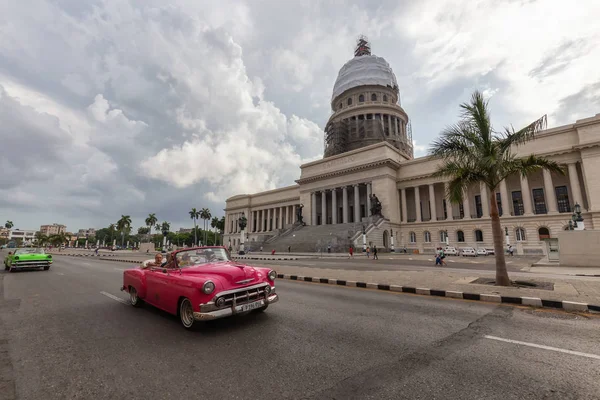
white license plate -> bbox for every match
[236,300,264,312]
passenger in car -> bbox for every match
[142,253,164,269]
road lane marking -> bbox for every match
[100,291,129,305]
[484,335,600,360]
[57,273,65,276]
[114,268,126,271]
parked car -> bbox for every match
[461,247,477,257]
[476,247,489,256]
[4,248,53,272]
[444,246,459,256]
[121,246,279,330]
[486,248,495,255]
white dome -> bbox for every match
[331,55,398,102]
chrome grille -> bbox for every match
[219,285,269,307]
[13,260,51,268]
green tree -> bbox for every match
[49,233,67,246]
[189,207,200,246]
[5,221,14,229]
[117,215,132,247]
[430,91,565,286]
[138,227,150,235]
[211,217,219,245]
[145,213,157,239]
[200,208,211,245]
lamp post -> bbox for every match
[390,229,395,252]
[238,213,247,255]
[573,203,584,230]
[362,225,367,252]
[504,227,510,246]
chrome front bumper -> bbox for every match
[193,293,279,321]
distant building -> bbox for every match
[177,228,194,234]
[40,224,66,236]
[0,228,9,239]
[9,229,36,244]
[77,228,96,237]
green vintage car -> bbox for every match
[4,248,53,272]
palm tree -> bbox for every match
[49,233,67,246]
[160,221,170,247]
[108,224,116,244]
[145,213,157,240]
[189,208,200,246]
[430,91,564,286]
[5,221,13,229]
[211,217,219,245]
[117,215,132,247]
[34,231,48,246]
[200,208,211,246]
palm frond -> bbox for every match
[459,91,492,145]
[433,160,487,203]
[429,122,480,160]
[499,114,547,153]
[501,155,566,180]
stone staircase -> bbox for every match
[262,223,361,253]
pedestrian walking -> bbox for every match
[366,246,371,258]
[288,245,291,253]
[372,245,378,260]
[327,244,331,253]
[349,246,354,258]
[508,245,514,256]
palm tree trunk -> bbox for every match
[193,219,197,247]
[489,188,510,286]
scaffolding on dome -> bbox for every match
[354,35,371,57]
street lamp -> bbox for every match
[567,203,584,230]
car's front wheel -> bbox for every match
[43,266,50,271]
[179,298,198,330]
[129,286,143,308]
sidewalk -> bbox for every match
[270,264,600,310]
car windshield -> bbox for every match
[14,248,44,255]
[175,248,231,268]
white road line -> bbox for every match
[114,268,126,271]
[484,335,600,360]
[100,291,129,305]
[57,272,65,276]
[448,260,456,263]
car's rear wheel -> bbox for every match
[179,298,197,330]
[129,286,143,307]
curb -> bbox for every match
[54,254,140,264]
[276,273,600,314]
[233,257,299,261]
[575,274,600,277]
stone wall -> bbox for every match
[557,230,600,267]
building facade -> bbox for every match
[77,228,96,237]
[224,39,600,255]
[40,224,66,236]
[8,229,36,244]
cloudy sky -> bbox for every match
[1,0,599,233]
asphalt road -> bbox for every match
[1,254,599,399]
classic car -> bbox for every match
[461,247,477,257]
[443,246,459,256]
[4,248,53,271]
[121,246,279,330]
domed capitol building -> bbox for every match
[224,38,600,255]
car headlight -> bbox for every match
[14,256,19,260]
[47,255,52,259]
[268,270,277,281]
[202,280,215,295]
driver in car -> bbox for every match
[142,253,164,269]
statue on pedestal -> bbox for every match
[370,194,382,216]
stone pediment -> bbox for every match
[297,142,407,184]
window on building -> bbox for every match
[475,195,482,218]
[440,230,448,243]
[367,114,373,119]
[515,227,526,241]
[443,199,447,219]
[475,229,484,242]
[459,203,464,219]
[532,188,547,214]
[359,94,365,102]
[371,93,377,101]
[512,191,524,216]
[383,95,388,102]
[424,231,431,242]
[538,227,550,240]
[496,192,503,216]
[409,231,416,243]
[555,186,570,213]
[347,97,352,106]
[338,102,342,110]
[457,230,465,242]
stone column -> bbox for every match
[520,175,534,215]
[366,183,372,216]
[267,208,271,231]
[279,207,284,228]
[568,163,583,209]
[321,191,327,225]
[463,188,472,220]
[500,179,510,216]
[543,169,558,213]
[284,206,289,226]
[394,117,399,136]
[354,184,360,223]
[332,189,338,224]
[259,210,264,232]
[234,213,238,233]
[414,186,421,223]
[311,192,317,225]
[429,184,437,221]
[292,205,297,224]
[480,182,490,218]
[401,188,407,223]
[444,182,452,220]
[342,186,349,223]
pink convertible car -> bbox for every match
[121,246,279,329]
